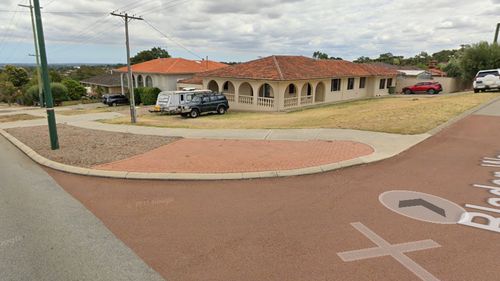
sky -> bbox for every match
[0,0,499,64]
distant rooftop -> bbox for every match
[80,73,121,87]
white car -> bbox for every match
[473,69,500,93]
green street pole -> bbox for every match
[33,0,59,150]
[495,23,500,44]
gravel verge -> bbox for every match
[6,124,179,167]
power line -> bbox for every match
[0,9,107,15]
[44,0,57,7]
[143,19,203,60]
[0,1,27,54]
[138,0,192,17]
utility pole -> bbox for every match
[494,23,500,44]
[33,0,59,150]
[110,12,143,123]
[19,0,43,107]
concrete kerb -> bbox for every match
[0,128,384,181]
[2,96,496,181]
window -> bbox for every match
[210,96,218,101]
[379,79,386,89]
[145,76,153,87]
[202,96,210,103]
[387,78,393,88]
[359,77,366,89]
[331,79,341,91]
[347,78,355,90]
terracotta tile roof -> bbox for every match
[80,73,121,87]
[115,58,228,75]
[178,77,203,85]
[199,56,398,81]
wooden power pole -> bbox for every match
[110,12,143,124]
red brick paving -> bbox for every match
[93,139,374,173]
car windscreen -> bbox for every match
[477,71,499,77]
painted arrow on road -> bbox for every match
[399,199,447,217]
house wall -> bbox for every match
[396,76,466,94]
[203,75,396,112]
[177,83,203,90]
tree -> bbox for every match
[131,47,171,64]
[50,83,70,104]
[24,85,40,106]
[0,80,18,106]
[313,51,330,60]
[62,79,86,100]
[354,56,372,63]
[49,70,62,82]
[458,42,500,80]
[3,65,29,88]
[69,66,107,81]
[443,59,462,78]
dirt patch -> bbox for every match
[6,124,179,167]
[0,114,42,123]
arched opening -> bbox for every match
[238,82,254,104]
[137,75,144,88]
[132,75,136,88]
[258,83,274,98]
[285,83,297,98]
[208,80,219,92]
[145,75,153,87]
[222,81,235,94]
[238,82,253,96]
[315,82,325,102]
[301,83,313,96]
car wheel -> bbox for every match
[474,89,479,93]
[427,89,436,95]
[217,105,226,115]
[181,113,189,118]
[404,89,412,95]
[112,102,117,107]
[189,109,199,118]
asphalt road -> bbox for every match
[0,137,165,281]
[44,111,500,281]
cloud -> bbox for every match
[0,0,498,63]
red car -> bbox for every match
[402,82,442,95]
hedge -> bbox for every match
[137,87,161,105]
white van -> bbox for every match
[152,90,213,114]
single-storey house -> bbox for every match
[177,77,204,90]
[80,73,122,97]
[113,58,227,93]
[198,55,398,112]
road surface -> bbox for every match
[43,107,500,280]
[0,137,164,281]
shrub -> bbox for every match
[23,85,41,105]
[131,87,143,105]
[138,87,161,105]
[50,83,70,104]
[62,79,87,100]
